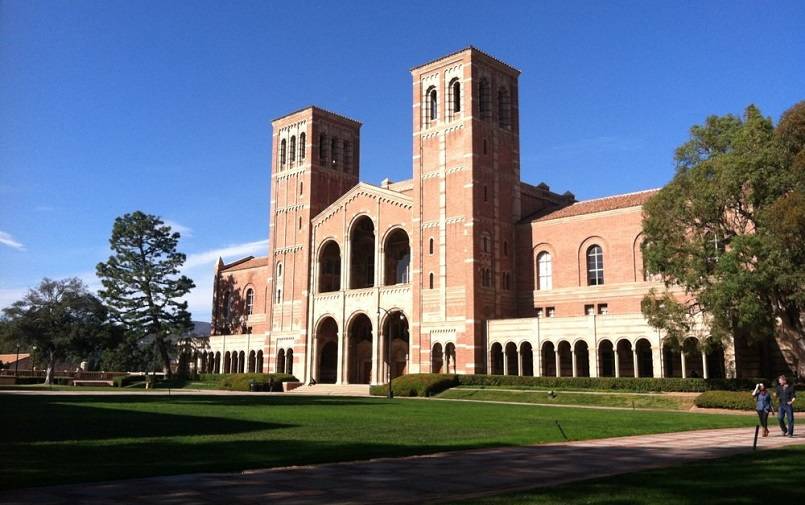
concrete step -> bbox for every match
[289,384,371,397]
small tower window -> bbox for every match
[299,181,303,195]
[426,86,438,124]
[289,135,296,163]
[503,241,508,257]
[429,272,434,289]
[330,137,339,168]
[280,139,287,166]
[483,185,488,202]
[275,262,284,304]
[245,288,254,315]
[319,134,327,161]
[483,138,488,154]
[449,78,461,119]
[479,78,491,120]
[299,132,306,160]
[343,140,352,173]
[429,237,434,255]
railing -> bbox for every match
[0,370,130,380]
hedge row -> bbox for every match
[199,373,298,391]
[454,374,767,392]
[694,390,800,412]
[112,375,145,387]
[370,374,459,397]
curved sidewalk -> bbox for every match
[2,428,802,505]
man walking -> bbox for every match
[776,375,796,437]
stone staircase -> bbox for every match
[288,383,371,397]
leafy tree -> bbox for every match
[96,212,195,376]
[641,102,805,375]
[1,278,109,383]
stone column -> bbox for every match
[370,328,380,385]
[588,347,597,378]
[614,349,621,378]
[681,352,687,379]
[555,350,561,377]
[571,350,577,377]
[702,350,709,379]
[503,349,509,376]
[335,331,344,385]
[517,349,524,377]
[633,350,639,378]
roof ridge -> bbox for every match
[571,188,661,205]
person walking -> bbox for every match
[752,382,773,437]
[776,375,796,437]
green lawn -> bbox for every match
[0,394,752,490]
[440,387,697,410]
[448,445,805,504]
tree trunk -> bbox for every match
[155,336,172,378]
[777,309,805,379]
[44,351,56,385]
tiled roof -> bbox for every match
[221,256,268,272]
[0,353,30,364]
[532,189,660,222]
[410,46,521,74]
[271,105,362,126]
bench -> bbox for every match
[72,380,114,387]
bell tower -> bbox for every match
[266,107,361,372]
[410,48,521,374]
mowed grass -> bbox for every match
[440,387,697,410]
[449,445,805,504]
[0,394,751,490]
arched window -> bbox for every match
[289,135,296,162]
[299,181,303,195]
[245,288,254,315]
[483,185,488,202]
[222,292,231,319]
[299,132,306,160]
[429,272,434,289]
[498,87,511,129]
[429,237,434,255]
[479,78,491,119]
[280,139,287,166]
[537,252,552,290]
[449,78,461,119]
[586,245,604,286]
[426,86,438,123]
[503,241,508,257]
[481,234,490,253]
[319,134,327,161]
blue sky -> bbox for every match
[2,0,803,321]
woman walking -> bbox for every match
[752,382,773,437]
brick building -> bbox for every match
[198,47,795,385]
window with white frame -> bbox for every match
[586,245,604,286]
[537,251,552,290]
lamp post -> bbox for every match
[377,307,406,399]
[14,343,20,377]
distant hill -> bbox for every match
[189,321,211,337]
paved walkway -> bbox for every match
[3,428,802,505]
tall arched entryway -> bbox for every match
[316,317,339,383]
[617,340,635,377]
[505,342,518,375]
[286,349,294,375]
[383,229,410,285]
[683,337,703,378]
[382,310,409,381]
[248,350,256,373]
[520,342,534,376]
[598,340,615,377]
[214,351,221,373]
[276,349,286,375]
[318,241,341,293]
[238,351,245,373]
[635,338,654,377]
[490,343,504,375]
[432,343,444,373]
[557,341,573,377]
[705,340,725,379]
[224,351,232,374]
[574,341,590,377]
[445,343,457,373]
[541,342,557,377]
[256,350,263,373]
[347,313,373,384]
[663,340,683,378]
[350,217,375,289]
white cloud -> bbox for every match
[0,288,28,309]
[0,231,25,251]
[183,239,268,270]
[163,219,193,238]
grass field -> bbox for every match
[0,394,752,490]
[449,445,805,504]
[440,387,697,410]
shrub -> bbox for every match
[112,374,145,388]
[205,373,298,391]
[371,374,459,397]
[455,375,764,393]
[695,390,800,411]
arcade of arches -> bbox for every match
[489,337,725,379]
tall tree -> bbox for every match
[641,102,805,375]
[96,212,195,376]
[1,278,109,383]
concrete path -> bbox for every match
[2,428,802,505]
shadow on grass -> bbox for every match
[0,395,294,444]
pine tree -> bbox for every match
[96,211,195,376]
